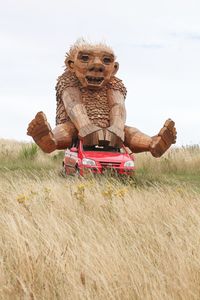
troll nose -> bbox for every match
[89,64,105,72]
[89,58,105,72]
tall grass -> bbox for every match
[19,143,38,160]
[136,145,200,174]
[0,139,200,299]
[0,139,64,172]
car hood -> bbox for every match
[82,151,131,162]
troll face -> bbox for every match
[66,43,119,89]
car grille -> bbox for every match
[99,161,121,169]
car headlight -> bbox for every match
[82,158,96,166]
[124,160,134,167]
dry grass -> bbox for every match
[1,139,200,300]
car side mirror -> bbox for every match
[70,147,78,153]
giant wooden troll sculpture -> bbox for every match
[27,40,176,157]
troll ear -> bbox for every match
[112,62,119,75]
[67,60,75,71]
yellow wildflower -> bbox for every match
[17,194,28,204]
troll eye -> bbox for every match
[103,57,112,64]
[80,55,89,62]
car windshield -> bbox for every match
[83,145,125,153]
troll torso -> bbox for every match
[55,71,127,128]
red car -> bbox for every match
[63,140,135,176]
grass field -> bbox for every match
[1,139,200,299]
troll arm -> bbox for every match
[106,89,126,146]
[62,87,104,144]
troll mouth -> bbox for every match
[86,76,104,85]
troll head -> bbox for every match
[65,40,119,89]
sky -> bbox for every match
[0,0,200,146]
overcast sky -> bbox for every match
[1,0,200,146]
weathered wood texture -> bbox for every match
[55,71,127,146]
[27,112,57,153]
[124,119,177,157]
[124,126,152,153]
[52,122,77,150]
[150,119,177,157]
